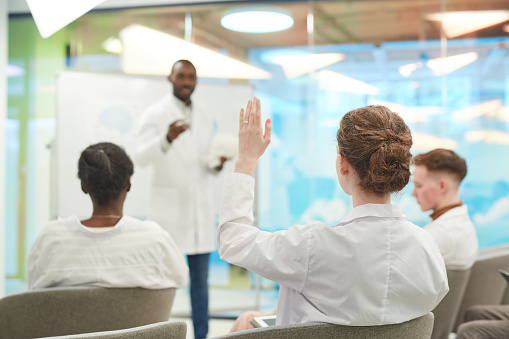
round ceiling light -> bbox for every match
[221,8,294,33]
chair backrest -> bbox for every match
[38,321,187,339]
[453,254,509,332]
[430,269,471,339]
[0,287,176,339]
[211,313,434,339]
[502,284,509,305]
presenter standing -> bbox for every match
[135,60,224,339]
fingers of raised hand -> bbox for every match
[239,108,245,129]
[244,100,252,124]
[253,97,261,127]
[264,118,272,145]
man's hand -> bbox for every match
[214,156,228,171]
[167,120,190,143]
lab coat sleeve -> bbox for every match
[134,108,171,167]
[26,228,49,290]
[157,226,190,288]
[26,240,40,290]
[217,173,312,293]
[424,222,453,265]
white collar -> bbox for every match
[62,215,125,237]
[171,94,192,111]
[336,204,406,227]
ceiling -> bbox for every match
[27,0,508,79]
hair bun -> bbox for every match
[337,105,413,195]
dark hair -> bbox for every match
[336,105,413,195]
[78,142,134,205]
[413,149,467,183]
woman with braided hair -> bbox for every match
[217,99,449,327]
[27,142,188,290]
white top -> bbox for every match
[27,215,189,290]
[217,173,449,326]
[135,94,216,254]
[424,205,478,270]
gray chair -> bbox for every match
[211,313,434,339]
[453,254,509,332]
[501,283,509,305]
[0,286,176,339]
[430,269,471,339]
[39,321,186,339]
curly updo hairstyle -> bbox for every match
[78,142,134,205]
[336,105,413,195]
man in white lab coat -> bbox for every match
[412,149,478,271]
[135,60,225,339]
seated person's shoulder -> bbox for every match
[122,216,165,232]
[37,217,74,237]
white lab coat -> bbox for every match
[217,173,449,326]
[136,94,216,255]
[424,205,478,270]
[27,215,189,290]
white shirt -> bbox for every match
[27,215,189,290]
[424,205,478,270]
[217,174,449,326]
[135,94,216,254]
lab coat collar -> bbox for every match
[337,204,406,227]
[64,215,125,237]
[171,94,193,111]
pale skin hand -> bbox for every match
[167,120,190,143]
[234,97,272,176]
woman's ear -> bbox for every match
[126,178,132,192]
[339,154,350,175]
[81,182,88,194]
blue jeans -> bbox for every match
[187,253,209,339]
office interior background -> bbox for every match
[3,0,509,316]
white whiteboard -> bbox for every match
[56,72,253,219]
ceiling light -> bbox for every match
[426,52,478,76]
[466,130,509,145]
[368,100,444,123]
[398,62,423,77]
[102,37,122,54]
[221,7,294,33]
[453,100,504,122]
[425,10,509,38]
[271,53,345,79]
[26,0,106,38]
[412,132,458,151]
[120,24,272,79]
[317,70,379,95]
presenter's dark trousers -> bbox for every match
[187,253,210,339]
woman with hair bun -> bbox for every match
[217,99,448,326]
[27,142,188,290]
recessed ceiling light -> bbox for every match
[221,7,294,33]
[120,24,272,79]
[425,10,509,38]
[317,70,379,95]
[271,53,345,79]
[26,0,106,38]
[426,52,478,76]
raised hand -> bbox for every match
[234,97,271,176]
